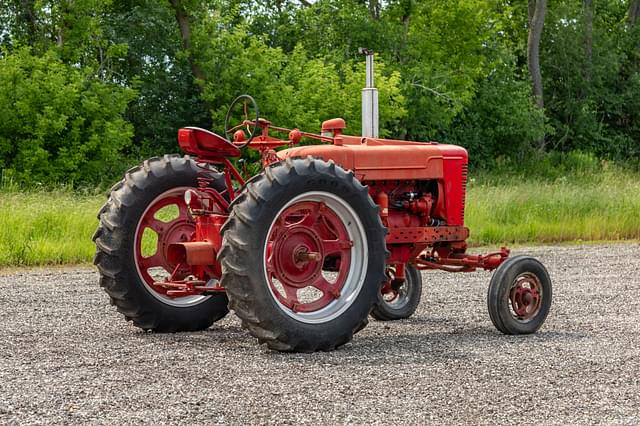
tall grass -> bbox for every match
[0,189,103,267]
[465,152,640,244]
[1,154,639,268]
[466,170,640,244]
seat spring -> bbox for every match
[196,163,214,189]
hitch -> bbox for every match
[154,263,225,298]
[155,212,228,298]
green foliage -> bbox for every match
[105,0,212,156]
[541,1,640,159]
[194,19,406,137]
[448,56,549,167]
[485,151,603,183]
[1,0,639,185]
[0,47,135,184]
[397,0,496,140]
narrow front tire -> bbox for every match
[371,265,422,321]
[487,256,552,334]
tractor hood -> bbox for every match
[277,136,467,182]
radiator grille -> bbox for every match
[460,163,468,224]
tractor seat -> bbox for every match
[178,127,241,159]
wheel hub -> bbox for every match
[381,280,399,302]
[272,226,323,287]
[158,219,194,271]
[509,273,542,320]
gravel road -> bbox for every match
[1,243,640,425]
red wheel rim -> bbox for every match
[509,273,543,321]
[134,187,206,306]
[263,192,368,323]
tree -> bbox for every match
[527,0,547,109]
[630,0,640,25]
[527,0,547,149]
[584,0,593,82]
[168,0,206,83]
[2,0,640,185]
[101,0,212,155]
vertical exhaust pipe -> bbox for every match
[359,48,379,138]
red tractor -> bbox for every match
[94,91,552,353]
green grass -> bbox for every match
[466,167,640,244]
[1,164,640,268]
[0,190,104,267]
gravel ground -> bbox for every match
[1,243,640,425]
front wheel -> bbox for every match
[371,265,422,321]
[487,256,552,334]
[219,157,387,352]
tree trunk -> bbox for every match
[168,0,207,83]
[528,0,535,27]
[17,0,38,46]
[527,0,547,149]
[630,0,640,25]
[584,0,593,83]
[398,0,412,64]
[528,0,547,109]
[369,0,379,19]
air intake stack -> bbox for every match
[359,48,379,138]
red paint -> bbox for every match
[321,118,346,136]
[167,241,216,266]
[414,247,510,272]
[376,191,388,225]
[265,201,352,313]
[134,190,197,296]
[164,105,510,303]
[278,139,468,226]
[178,127,241,159]
[510,275,542,319]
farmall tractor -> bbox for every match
[93,53,552,352]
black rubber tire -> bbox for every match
[371,265,422,321]
[93,154,229,332]
[219,157,387,352]
[487,255,552,334]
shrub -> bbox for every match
[0,47,135,186]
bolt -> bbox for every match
[340,240,354,249]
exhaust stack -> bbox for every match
[359,48,379,138]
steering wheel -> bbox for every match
[224,94,259,149]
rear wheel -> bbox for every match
[487,256,552,334]
[93,155,229,332]
[219,157,387,352]
[371,265,422,321]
